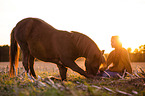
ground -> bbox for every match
[0,60,145,96]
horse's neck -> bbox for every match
[71,32,95,58]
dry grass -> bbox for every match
[0,60,145,96]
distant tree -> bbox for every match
[139,45,145,53]
[133,48,139,53]
[128,44,145,62]
[127,47,132,53]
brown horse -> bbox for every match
[10,18,106,81]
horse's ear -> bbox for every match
[101,50,105,54]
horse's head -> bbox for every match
[85,50,106,76]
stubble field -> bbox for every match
[0,59,145,96]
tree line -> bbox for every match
[0,45,9,62]
[0,45,145,62]
[0,45,22,62]
[127,45,145,62]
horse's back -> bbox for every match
[13,18,75,61]
[14,18,61,45]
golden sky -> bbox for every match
[0,0,145,53]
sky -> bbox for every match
[0,0,145,53]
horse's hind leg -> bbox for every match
[57,64,67,81]
[29,55,37,79]
[22,49,35,80]
[19,43,31,77]
[22,50,29,73]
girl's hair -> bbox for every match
[111,36,122,48]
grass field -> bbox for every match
[0,60,145,96]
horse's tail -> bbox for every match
[9,28,19,77]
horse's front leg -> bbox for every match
[61,59,94,79]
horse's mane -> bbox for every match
[71,31,101,58]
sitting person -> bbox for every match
[99,36,132,77]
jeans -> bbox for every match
[101,69,123,78]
